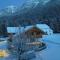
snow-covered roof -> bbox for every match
[7,27,19,33]
[36,24,49,29]
[36,24,51,33]
[24,24,52,33]
[7,24,53,34]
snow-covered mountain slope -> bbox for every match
[6,6,17,13]
[0,0,60,17]
[12,0,51,16]
[20,0,60,18]
[0,0,60,18]
[22,0,50,8]
[0,5,18,16]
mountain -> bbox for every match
[20,0,60,18]
[13,0,50,16]
[11,0,60,32]
[0,0,60,32]
[0,0,60,17]
[0,5,18,17]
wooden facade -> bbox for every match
[25,27,46,38]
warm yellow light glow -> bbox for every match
[0,50,9,57]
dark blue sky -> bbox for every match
[0,0,26,9]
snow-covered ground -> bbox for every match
[32,34,60,60]
[0,38,17,60]
[42,34,60,44]
[0,41,7,49]
[0,34,60,60]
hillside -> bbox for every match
[0,0,60,32]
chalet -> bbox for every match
[24,24,53,38]
[24,26,46,38]
[7,24,53,37]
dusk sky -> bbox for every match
[0,0,26,9]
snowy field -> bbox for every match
[42,34,60,44]
[0,34,60,60]
[32,34,60,60]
